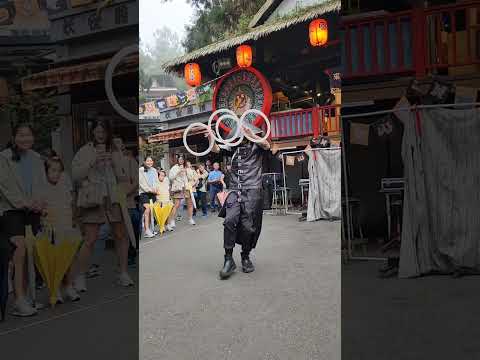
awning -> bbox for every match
[22,54,138,91]
[148,127,207,143]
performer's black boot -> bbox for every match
[219,250,236,280]
[241,251,255,273]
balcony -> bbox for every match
[268,105,341,140]
[341,1,480,79]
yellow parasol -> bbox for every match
[149,200,173,234]
[34,225,81,307]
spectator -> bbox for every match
[43,155,80,303]
[139,156,160,238]
[222,164,233,190]
[205,159,213,172]
[168,155,196,227]
[207,162,223,212]
[0,123,48,316]
[157,169,174,232]
[71,120,134,292]
[195,164,209,217]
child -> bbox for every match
[43,155,81,303]
[157,170,174,231]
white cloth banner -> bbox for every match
[307,148,341,221]
[398,107,480,277]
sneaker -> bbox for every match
[63,286,80,302]
[86,265,101,278]
[26,298,46,310]
[56,290,64,304]
[73,274,87,293]
[165,224,174,232]
[189,218,196,226]
[170,220,176,228]
[12,297,37,317]
[176,215,182,221]
[144,229,155,238]
[202,213,208,218]
[117,272,134,287]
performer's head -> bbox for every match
[213,162,220,170]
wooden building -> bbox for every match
[147,0,341,174]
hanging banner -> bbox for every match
[350,122,370,146]
[286,155,295,166]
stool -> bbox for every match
[342,197,367,256]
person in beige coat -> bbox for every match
[0,123,48,316]
[70,120,133,292]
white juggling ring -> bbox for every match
[183,122,215,157]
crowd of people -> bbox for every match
[0,120,136,318]
[139,154,233,238]
[0,120,235,319]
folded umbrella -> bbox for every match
[152,202,173,234]
[116,185,137,249]
[34,225,81,307]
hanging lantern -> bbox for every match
[184,63,201,87]
[309,19,328,47]
[236,45,253,68]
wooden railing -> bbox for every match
[268,105,341,140]
[342,1,480,79]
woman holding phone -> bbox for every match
[71,120,134,292]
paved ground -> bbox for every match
[342,260,480,360]
[0,249,138,360]
[140,214,341,360]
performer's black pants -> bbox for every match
[223,189,264,253]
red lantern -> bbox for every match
[184,63,201,87]
[236,45,253,68]
[309,19,328,47]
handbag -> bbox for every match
[76,181,105,209]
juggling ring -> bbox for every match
[215,113,244,147]
[207,109,242,144]
[240,109,271,143]
[183,108,272,156]
[183,122,215,157]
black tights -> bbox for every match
[225,247,251,259]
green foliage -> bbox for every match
[181,0,265,52]
[140,142,167,165]
[0,90,58,152]
[140,28,185,96]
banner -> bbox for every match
[350,122,370,146]
[140,82,214,116]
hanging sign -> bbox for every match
[350,122,370,146]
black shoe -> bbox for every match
[219,255,236,279]
[241,256,255,273]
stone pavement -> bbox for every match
[0,247,138,360]
[140,213,341,360]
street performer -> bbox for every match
[209,123,274,280]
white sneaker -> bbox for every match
[73,274,87,293]
[117,272,134,287]
[189,218,196,225]
[144,229,155,238]
[12,297,37,317]
[63,286,80,302]
[170,220,176,228]
[165,224,174,232]
[56,290,64,304]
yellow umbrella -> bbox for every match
[34,226,81,307]
[150,201,173,234]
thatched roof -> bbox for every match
[163,0,340,73]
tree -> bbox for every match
[139,28,186,96]
[181,0,265,52]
